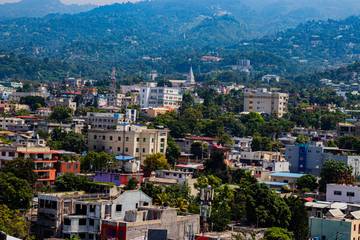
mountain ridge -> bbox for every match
[0,0,94,19]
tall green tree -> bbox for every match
[263,227,293,240]
[143,153,169,173]
[296,174,318,192]
[0,172,33,210]
[20,96,45,111]
[0,204,31,239]
[81,151,115,172]
[50,129,86,153]
[50,106,72,123]
[285,197,309,240]
[319,160,353,192]
[166,137,180,165]
[55,173,99,192]
[2,158,36,185]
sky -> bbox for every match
[0,0,137,5]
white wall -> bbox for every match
[326,184,360,203]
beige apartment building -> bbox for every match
[87,124,168,163]
[243,88,289,117]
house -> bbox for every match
[100,206,200,240]
[326,184,360,204]
[36,189,151,240]
[309,215,360,240]
[63,190,152,240]
[147,169,193,186]
[269,172,305,185]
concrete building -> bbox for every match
[36,189,151,240]
[326,184,360,204]
[232,137,253,151]
[93,155,143,186]
[63,190,152,240]
[286,142,360,176]
[101,206,200,240]
[243,88,289,117]
[309,215,360,240]
[86,110,137,130]
[87,124,168,163]
[142,107,175,118]
[8,91,47,102]
[0,117,28,131]
[337,122,360,137]
[148,169,193,185]
[35,107,52,117]
[47,97,77,112]
[269,172,305,185]
[140,83,183,109]
[0,143,77,185]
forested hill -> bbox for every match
[0,0,94,19]
[235,16,360,66]
[2,0,360,79]
[0,0,248,61]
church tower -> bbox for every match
[187,66,195,85]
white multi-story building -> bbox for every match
[0,117,28,131]
[140,83,183,109]
[243,88,289,117]
[37,189,151,240]
[86,109,137,130]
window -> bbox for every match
[126,137,129,142]
[102,136,105,140]
[160,138,165,142]
[117,147,121,152]
[118,136,121,141]
[125,147,128,152]
[143,138,146,142]
[39,199,45,208]
[334,191,342,196]
[79,218,86,225]
[110,136,113,141]
[89,205,96,213]
[79,233,85,239]
[89,219,94,226]
[64,218,71,225]
[136,203,138,208]
[116,204,122,212]
[347,192,355,197]
[136,138,139,142]
[143,148,145,153]
[94,135,97,140]
[136,148,139,153]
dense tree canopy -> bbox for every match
[50,106,73,123]
[0,172,33,210]
[143,153,169,174]
[319,160,354,192]
[0,204,31,239]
